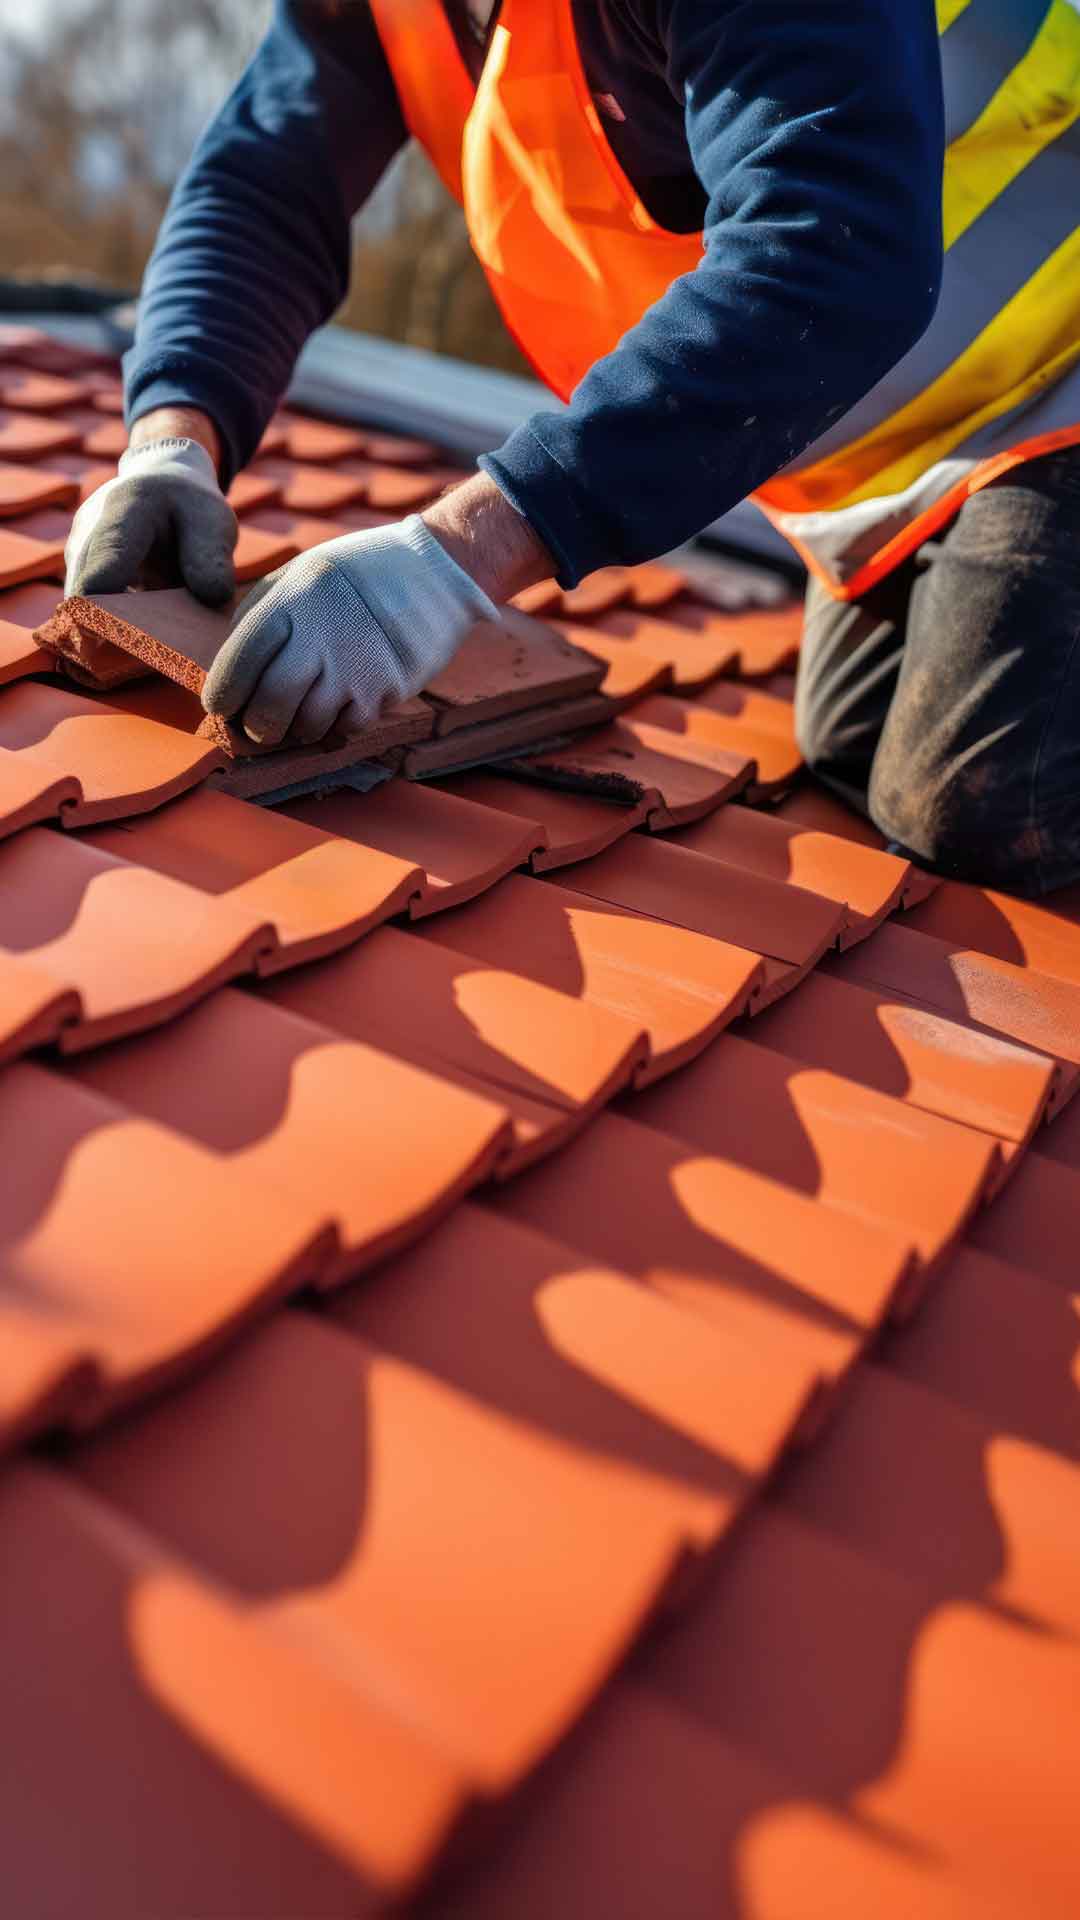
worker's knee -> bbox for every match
[867,736,1051,893]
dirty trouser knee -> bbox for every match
[795,447,1080,895]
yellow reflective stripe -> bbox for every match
[942,0,1080,247]
[937,0,974,31]
[841,227,1080,503]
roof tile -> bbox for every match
[0,679,220,824]
[629,689,803,798]
[440,765,646,866]
[0,460,78,517]
[509,718,752,826]
[671,800,909,941]
[422,609,604,734]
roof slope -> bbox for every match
[0,324,1078,1918]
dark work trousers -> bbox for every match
[794,446,1080,896]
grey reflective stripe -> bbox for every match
[940,0,1053,147]
[783,127,1080,475]
[771,358,1080,585]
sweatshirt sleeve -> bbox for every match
[123,0,407,484]
[481,0,945,585]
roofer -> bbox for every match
[65,1,1080,895]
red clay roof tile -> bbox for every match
[401,689,616,777]
[277,415,367,463]
[0,1459,469,1912]
[71,1310,698,1792]
[0,408,81,461]
[440,765,647,866]
[509,717,752,826]
[76,415,130,461]
[0,368,89,412]
[0,459,78,518]
[422,609,604,734]
[0,523,66,589]
[629,689,803,797]
[247,456,366,514]
[0,948,80,1064]
[333,454,440,509]
[662,598,803,677]
[232,518,301,579]
[67,986,513,1285]
[0,679,220,824]
[83,783,423,966]
[224,467,284,513]
[0,746,81,839]
[281,778,541,916]
[905,876,1080,989]
[578,606,741,689]
[416,868,764,1079]
[261,920,648,1168]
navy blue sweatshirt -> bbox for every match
[125,0,944,585]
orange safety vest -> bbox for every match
[369,0,1080,599]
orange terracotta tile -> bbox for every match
[73,1311,698,1791]
[0,524,66,588]
[68,986,512,1285]
[905,876,1080,990]
[548,617,673,703]
[422,609,604,735]
[0,1460,467,1912]
[576,607,741,689]
[332,1199,819,1502]
[261,919,648,1169]
[628,1030,999,1273]
[0,409,81,462]
[0,1062,334,1419]
[551,833,844,1006]
[37,449,117,505]
[439,767,646,867]
[510,718,752,827]
[0,826,276,1047]
[0,947,80,1064]
[0,330,109,374]
[490,1106,911,1352]
[0,745,80,840]
[886,1242,1080,1461]
[232,519,302,580]
[965,1148,1080,1286]
[0,368,89,412]
[280,414,367,463]
[225,467,284,513]
[240,505,352,556]
[663,598,803,677]
[416,869,764,1079]
[84,783,423,967]
[779,782,941,908]
[558,567,636,617]
[281,778,539,916]
[334,455,439,509]
[0,460,77,518]
[246,456,365,514]
[87,380,125,413]
[0,578,65,633]
[785,1358,1080,1634]
[78,416,130,460]
[361,427,441,465]
[512,578,563,616]
[832,919,1080,1077]
[671,799,909,943]
[628,689,802,797]
[0,679,221,823]
[748,968,1058,1149]
[626,560,689,608]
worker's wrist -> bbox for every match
[422,471,553,604]
[128,405,223,480]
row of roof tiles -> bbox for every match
[0,325,1077,1916]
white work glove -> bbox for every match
[202,514,497,747]
[64,437,237,603]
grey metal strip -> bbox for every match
[940,0,1053,147]
[783,126,1080,475]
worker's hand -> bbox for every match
[64,437,237,604]
[201,514,498,746]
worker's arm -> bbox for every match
[480,0,946,584]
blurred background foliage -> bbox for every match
[0,0,528,373]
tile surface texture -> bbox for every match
[1,354,1079,1918]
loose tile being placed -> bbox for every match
[0,679,221,824]
[422,609,604,735]
[0,827,275,1048]
[416,870,765,1081]
[67,987,512,1287]
[84,784,423,968]
[261,921,648,1169]
[71,1314,699,1793]
[282,779,540,916]
[550,833,844,1006]
[508,718,751,827]
[402,692,615,777]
